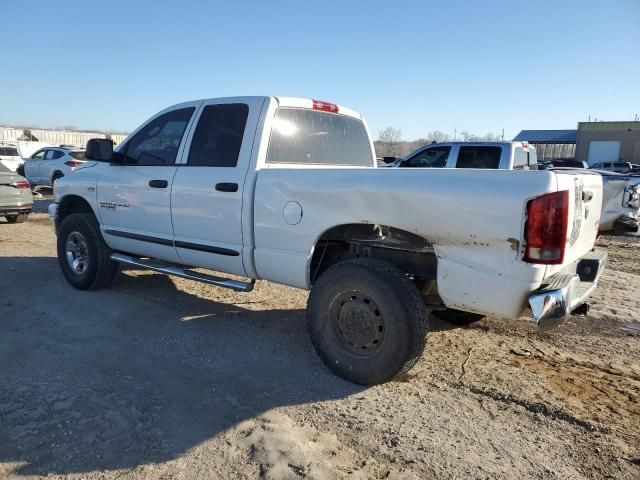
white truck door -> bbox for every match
[97,104,199,264]
[171,97,266,277]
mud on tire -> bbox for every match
[307,258,429,385]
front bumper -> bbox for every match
[0,204,32,215]
[528,249,607,332]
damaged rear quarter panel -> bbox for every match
[254,168,556,318]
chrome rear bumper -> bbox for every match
[529,249,607,332]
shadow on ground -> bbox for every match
[0,256,363,476]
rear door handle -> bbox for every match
[215,182,238,192]
[149,180,168,188]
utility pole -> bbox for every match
[501,128,504,141]
[454,127,457,141]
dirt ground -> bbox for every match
[1,198,639,479]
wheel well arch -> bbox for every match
[309,223,438,286]
[56,195,97,227]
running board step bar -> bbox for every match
[110,253,255,292]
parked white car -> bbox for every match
[590,161,632,174]
[23,146,86,187]
[0,145,23,172]
[392,141,538,170]
[49,96,606,385]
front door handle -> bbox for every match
[149,179,168,188]
[215,182,238,192]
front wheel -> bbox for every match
[57,213,119,290]
[307,258,429,385]
[5,213,28,224]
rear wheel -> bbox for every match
[57,213,119,290]
[307,258,429,385]
[5,213,28,224]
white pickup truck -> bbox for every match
[49,96,607,385]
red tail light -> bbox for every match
[524,190,569,264]
[64,160,83,167]
[312,99,339,113]
[10,180,30,189]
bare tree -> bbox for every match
[460,130,475,141]
[427,130,451,143]
[378,127,402,157]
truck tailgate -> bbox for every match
[546,171,603,276]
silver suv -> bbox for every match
[23,146,86,187]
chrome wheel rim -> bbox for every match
[65,231,89,275]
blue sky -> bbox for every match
[1,0,638,140]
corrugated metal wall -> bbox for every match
[0,127,127,146]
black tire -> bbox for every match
[57,213,119,290]
[5,213,28,224]
[432,308,485,326]
[307,258,429,385]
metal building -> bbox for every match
[575,121,640,166]
[512,130,577,163]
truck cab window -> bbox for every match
[402,146,450,168]
[456,146,502,169]
[267,108,372,166]
[187,104,249,167]
[123,107,195,165]
[513,147,529,170]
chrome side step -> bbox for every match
[110,253,255,292]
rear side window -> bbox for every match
[267,108,372,166]
[70,151,86,160]
[0,147,19,156]
[187,104,249,167]
[513,147,537,170]
[124,107,195,165]
[402,146,451,168]
[52,150,64,159]
[456,146,502,169]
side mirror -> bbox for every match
[85,138,114,162]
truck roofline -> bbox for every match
[161,96,363,120]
